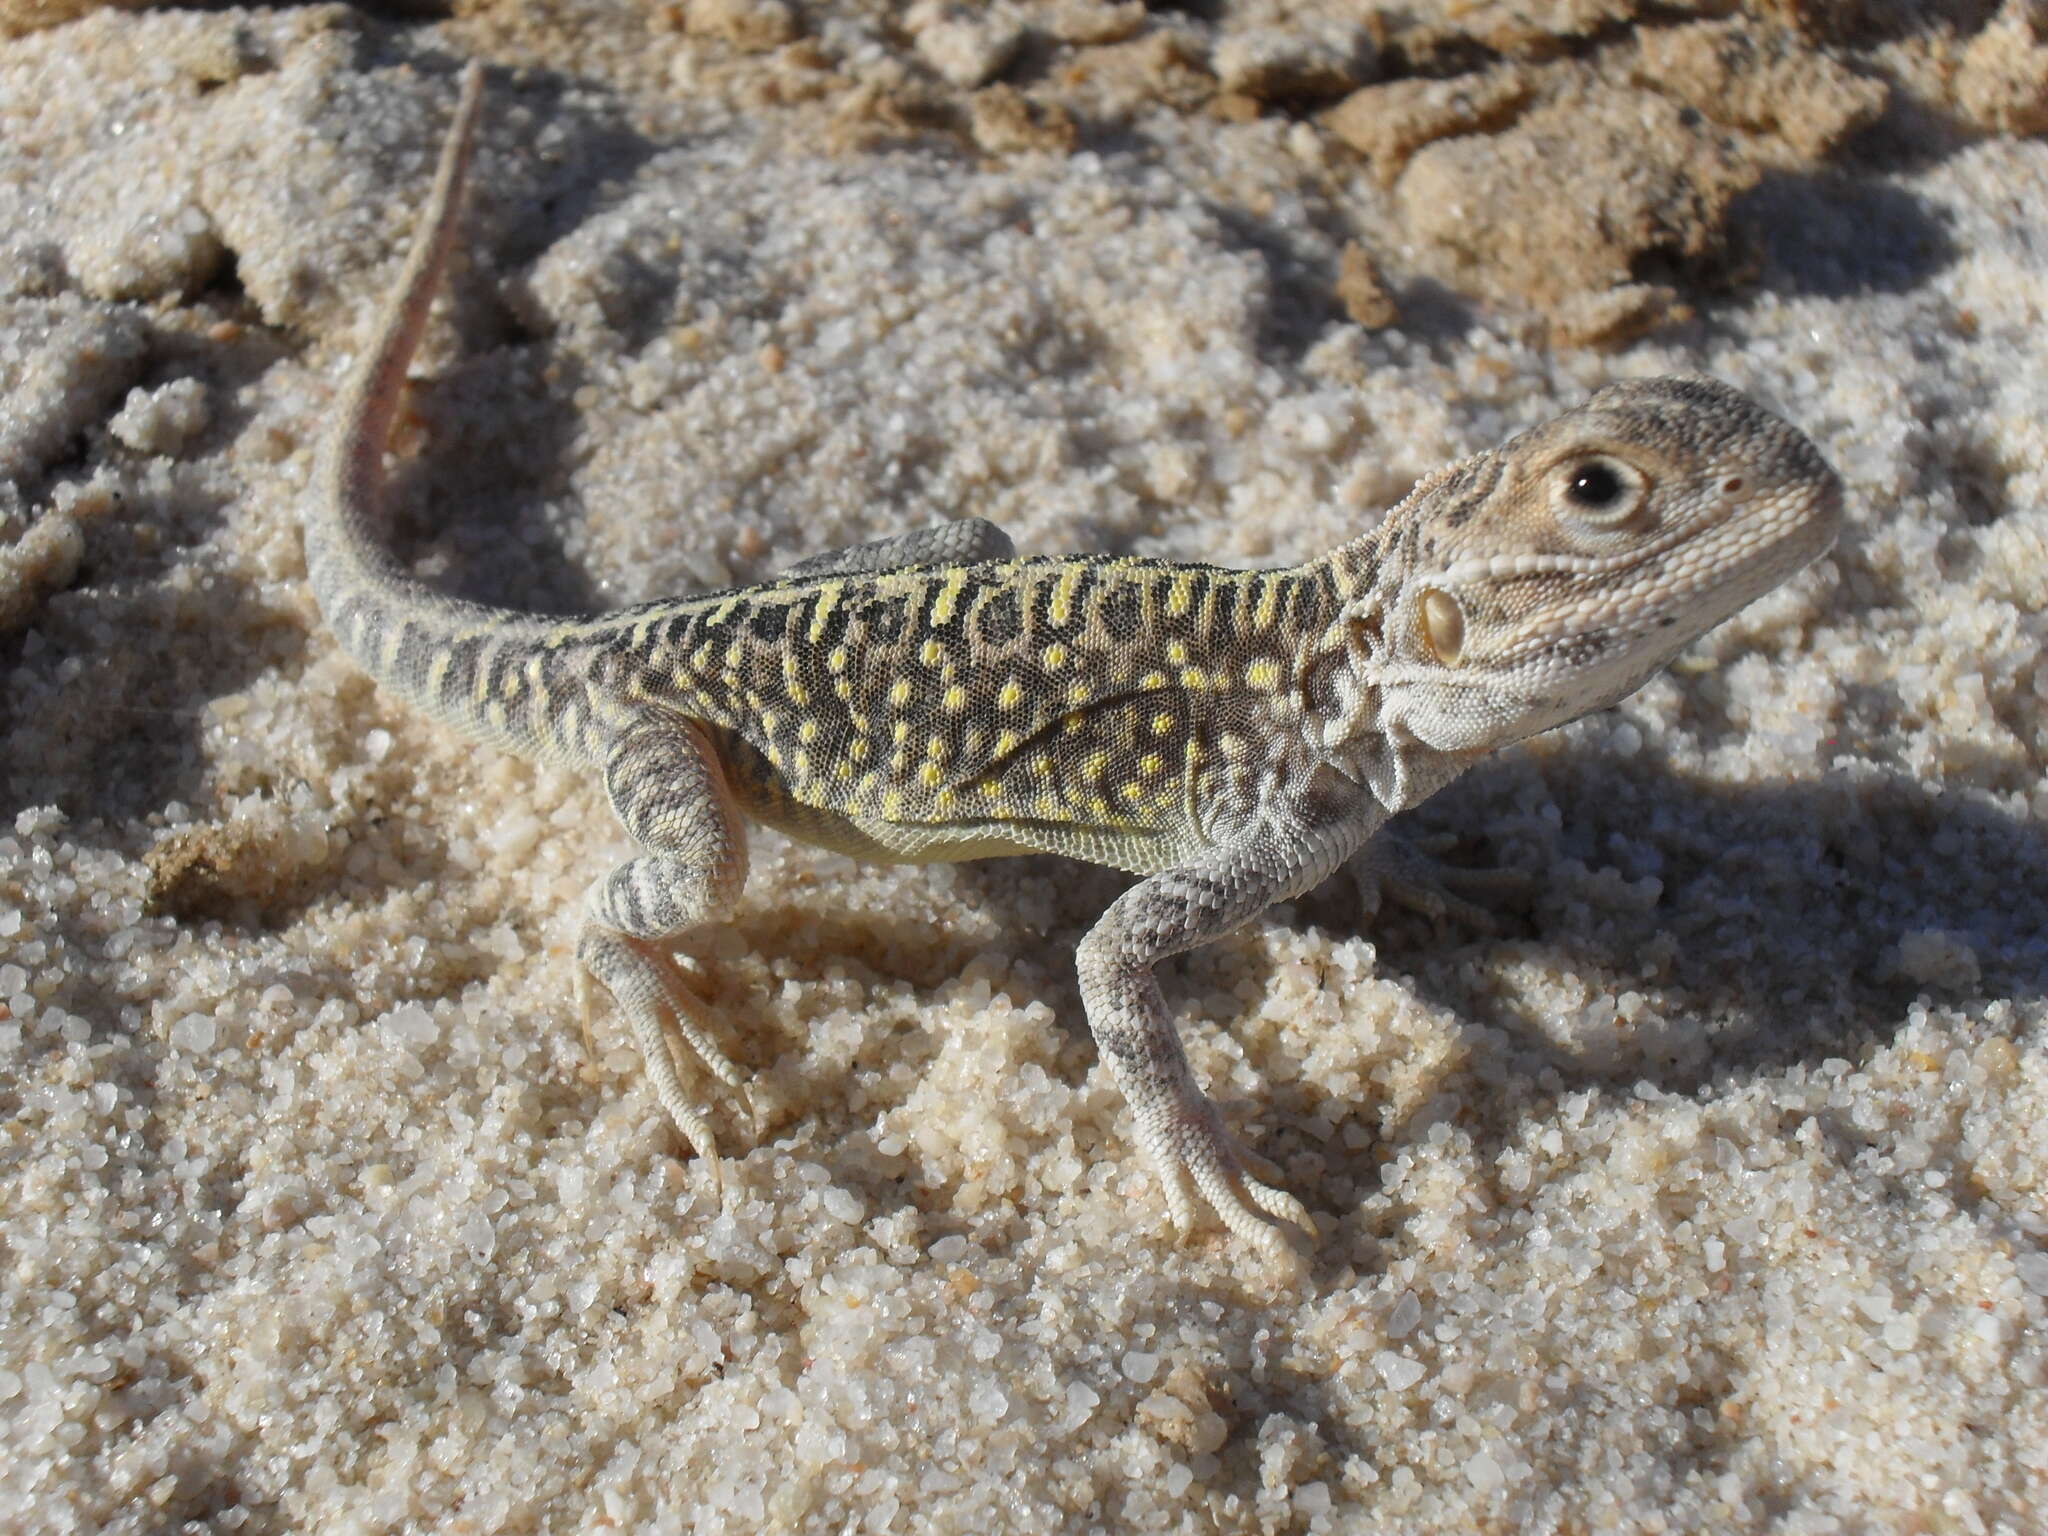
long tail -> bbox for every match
[301,64,591,765]
[304,61,486,617]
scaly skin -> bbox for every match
[305,64,1844,1270]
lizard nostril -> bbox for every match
[1722,475,1746,495]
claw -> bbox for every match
[1353,830,1530,933]
[1136,1098,1314,1279]
[576,927,752,1204]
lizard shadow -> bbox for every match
[980,756,2028,1536]
[1288,747,2047,1240]
[693,741,2047,1236]
[369,64,766,618]
[377,341,611,618]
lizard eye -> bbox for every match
[1553,455,1648,531]
[1418,587,1464,665]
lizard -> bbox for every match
[303,63,1844,1270]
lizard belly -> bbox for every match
[712,727,1196,874]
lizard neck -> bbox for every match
[1296,523,1477,814]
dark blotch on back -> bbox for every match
[1206,577,1240,635]
[862,594,909,648]
[975,586,1022,648]
[1097,582,1143,642]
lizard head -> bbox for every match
[1346,375,1842,772]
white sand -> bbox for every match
[2,9,2044,1533]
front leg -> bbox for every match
[1075,813,1367,1268]
[577,717,752,1196]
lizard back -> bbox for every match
[575,554,1348,873]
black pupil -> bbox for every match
[1567,462,1623,508]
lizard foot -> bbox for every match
[1138,1096,1313,1279]
[577,928,754,1202]
[1352,829,1532,934]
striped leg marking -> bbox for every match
[577,719,752,1195]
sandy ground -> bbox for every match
[2,4,2046,1532]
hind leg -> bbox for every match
[577,718,752,1196]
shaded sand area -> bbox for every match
[2,3,2045,1530]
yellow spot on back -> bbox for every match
[1253,575,1282,631]
[1245,659,1280,689]
[930,568,968,625]
[1049,565,1083,625]
[1166,571,1196,616]
[1165,639,1188,665]
[807,582,842,642]
[943,685,968,712]
[1042,642,1069,671]
[998,679,1023,710]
